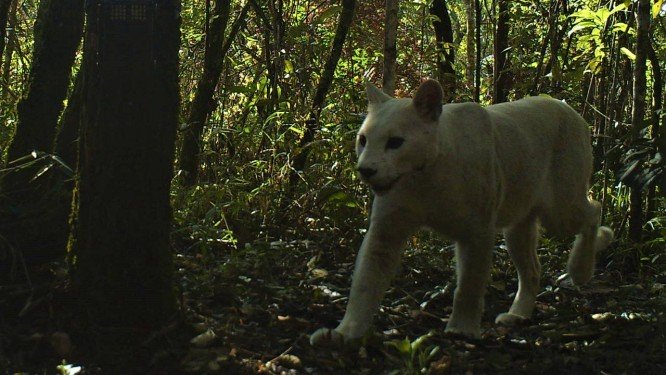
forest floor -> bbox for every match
[1,232,665,374]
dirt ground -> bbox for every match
[1,236,665,374]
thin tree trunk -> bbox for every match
[70,2,180,362]
[178,0,231,186]
[382,0,398,95]
[430,0,456,102]
[269,0,284,114]
[474,0,481,102]
[652,37,666,167]
[289,0,357,185]
[0,0,12,59]
[530,0,559,95]
[0,0,84,266]
[646,38,662,221]
[628,0,650,243]
[1,0,16,98]
[256,0,284,133]
[492,0,509,103]
[464,0,475,93]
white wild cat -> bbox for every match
[310,79,614,346]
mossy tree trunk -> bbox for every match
[54,67,84,170]
[0,0,12,59]
[0,0,84,268]
[0,0,17,98]
[70,0,180,337]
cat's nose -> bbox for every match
[358,167,377,179]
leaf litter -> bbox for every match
[1,236,664,373]
[174,237,666,374]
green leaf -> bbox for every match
[612,22,635,35]
[652,0,664,18]
[596,8,610,23]
[609,3,627,16]
[288,125,304,135]
[226,85,251,94]
[570,9,595,21]
[385,337,412,354]
[568,21,596,37]
[398,337,411,354]
[324,190,359,208]
[284,60,294,74]
[620,47,636,60]
[315,6,342,24]
[410,331,433,352]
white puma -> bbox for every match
[310,79,614,346]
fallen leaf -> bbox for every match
[190,329,217,348]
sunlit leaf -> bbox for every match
[652,0,664,18]
[620,47,636,60]
[568,21,595,37]
[288,125,304,135]
[608,3,627,17]
[410,331,433,352]
[284,59,294,74]
[56,363,82,375]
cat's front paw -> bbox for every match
[495,312,529,326]
[309,327,346,347]
[444,322,481,339]
[310,327,366,347]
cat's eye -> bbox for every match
[386,137,405,149]
[358,134,367,147]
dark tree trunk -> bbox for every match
[543,0,569,90]
[0,0,84,267]
[382,0,398,95]
[474,0,481,102]
[254,0,284,138]
[288,0,357,185]
[492,0,509,103]
[70,0,180,351]
[178,0,231,186]
[628,0,650,243]
[0,0,12,59]
[267,0,285,117]
[430,0,456,102]
[3,0,84,176]
[530,0,559,95]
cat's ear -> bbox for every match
[413,79,443,122]
[365,81,392,105]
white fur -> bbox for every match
[310,80,614,346]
